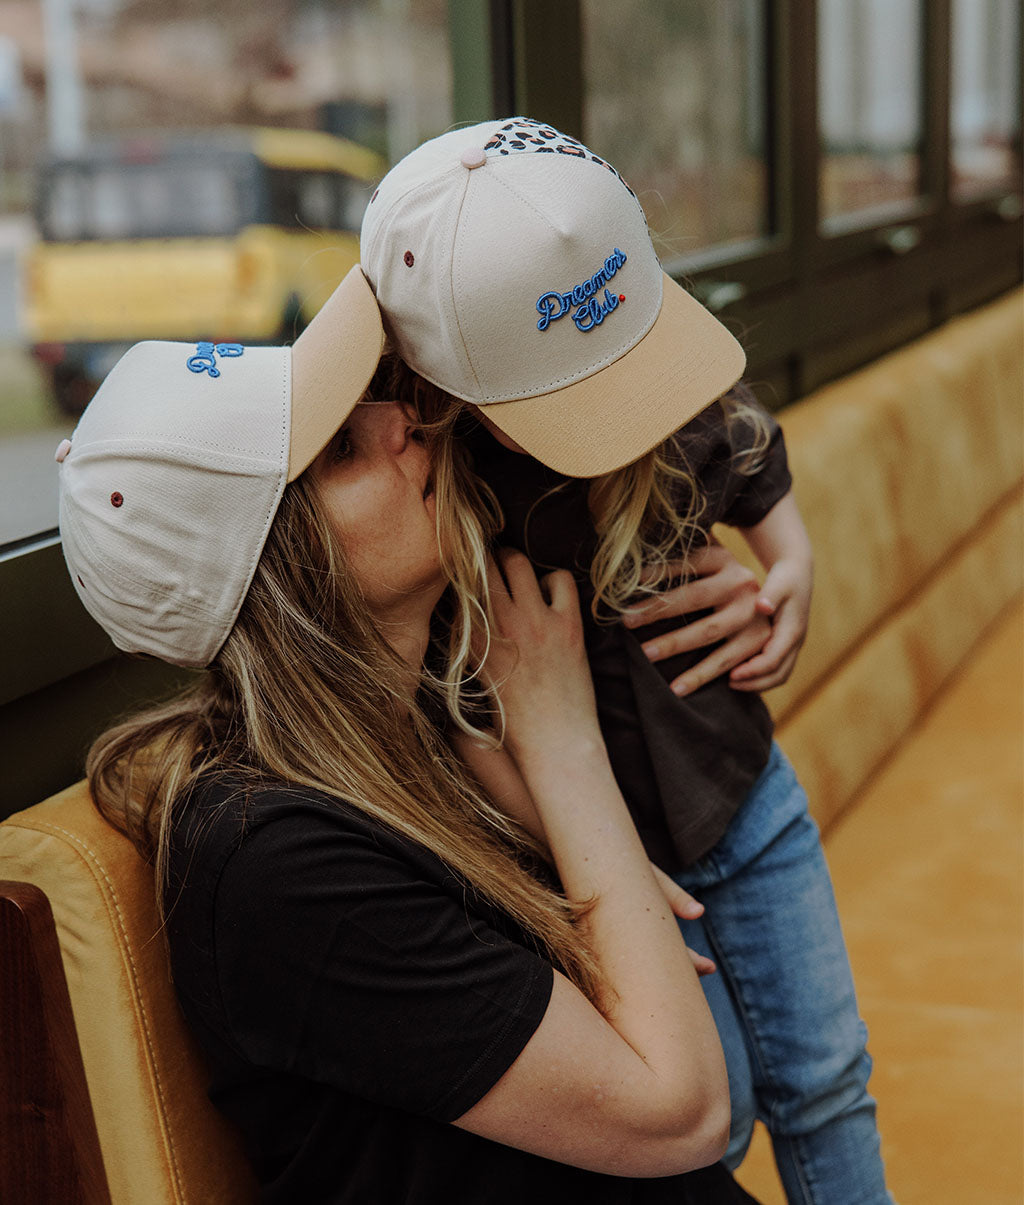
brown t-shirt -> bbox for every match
[468,396,792,871]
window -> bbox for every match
[818,0,925,227]
[2,0,1021,807]
[582,0,770,260]
[39,162,247,242]
[0,0,452,552]
[952,0,1023,200]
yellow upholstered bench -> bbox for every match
[765,290,1022,830]
[732,291,1023,1203]
[1,290,1020,1204]
[0,785,257,1204]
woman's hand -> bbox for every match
[621,543,773,697]
[481,549,602,759]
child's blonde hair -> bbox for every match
[399,358,772,620]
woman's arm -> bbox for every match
[454,732,716,975]
[453,552,730,1178]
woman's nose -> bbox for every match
[367,401,413,456]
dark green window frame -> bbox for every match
[3,0,1021,815]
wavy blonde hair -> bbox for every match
[403,366,773,621]
[88,360,602,1003]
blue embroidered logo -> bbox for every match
[536,249,627,333]
[187,342,245,378]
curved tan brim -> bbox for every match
[479,272,746,478]
[287,265,385,481]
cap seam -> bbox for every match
[449,168,485,397]
[364,161,465,275]
[69,439,281,473]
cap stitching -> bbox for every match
[363,161,465,277]
[448,167,486,397]
[480,290,716,406]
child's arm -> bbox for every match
[729,488,814,692]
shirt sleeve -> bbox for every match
[676,393,793,532]
[209,804,554,1125]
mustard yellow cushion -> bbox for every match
[0,783,257,1204]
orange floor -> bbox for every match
[735,599,1024,1205]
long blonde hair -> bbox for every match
[405,369,773,621]
[88,364,602,1003]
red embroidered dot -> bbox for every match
[618,294,626,302]
[77,575,84,588]
[403,250,415,267]
[110,491,124,508]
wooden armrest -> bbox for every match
[0,880,111,1205]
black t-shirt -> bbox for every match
[468,396,792,870]
[165,778,759,1205]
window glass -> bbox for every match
[297,173,335,230]
[951,0,1022,200]
[0,0,451,547]
[818,0,925,226]
[582,0,770,261]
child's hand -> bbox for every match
[647,863,716,977]
[728,554,813,692]
[622,543,773,698]
[481,550,602,760]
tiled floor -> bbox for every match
[735,599,1023,1205]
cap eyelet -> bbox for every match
[110,491,124,508]
[403,250,415,267]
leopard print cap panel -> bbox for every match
[481,118,639,202]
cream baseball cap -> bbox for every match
[360,117,745,478]
[57,265,384,668]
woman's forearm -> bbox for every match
[511,728,727,1121]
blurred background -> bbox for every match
[0,7,1020,1203]
[0,0,1020,545]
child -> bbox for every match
[360,117,894,1205]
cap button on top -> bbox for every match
[54,438,72,463]
[460,147,487,170]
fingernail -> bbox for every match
[672,680,693,697]
[642,641,659,659]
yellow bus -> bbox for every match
[23,127,385,413]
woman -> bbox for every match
[56,267,759,1204]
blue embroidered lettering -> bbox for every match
[536,291,571,331]
[573,289,620,332]
[536,249,627,333]
[187,341,245,377]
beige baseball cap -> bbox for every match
[360,117,745,478]
[57,265,384,668]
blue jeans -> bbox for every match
[674,743,894,1205]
